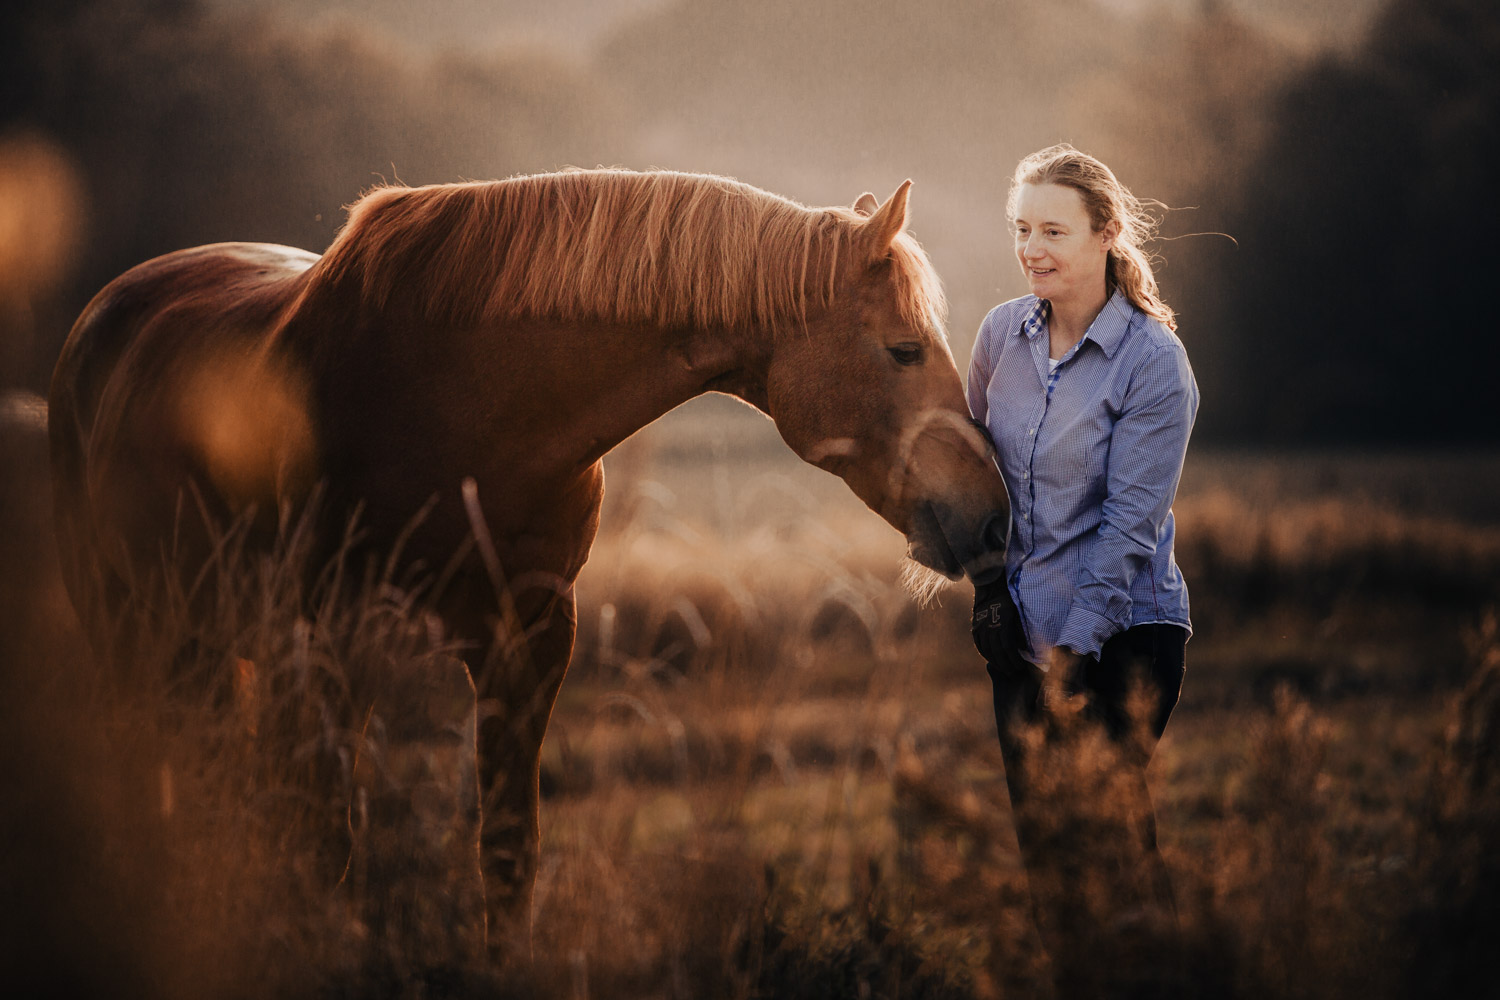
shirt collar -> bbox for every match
[1017,297,1048,341]
[1087,290,1134,359]
[1013,289,1134,359]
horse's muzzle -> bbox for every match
[967,512,1010,586]
[911,501,1009,583]
[936,500,1008,587]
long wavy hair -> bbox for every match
[1007,144,1175,331]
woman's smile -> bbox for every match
[1012,182,1111,311]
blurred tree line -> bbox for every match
[0,0,623,387]
[1176,0,1500,443]
[2,0,1496,446]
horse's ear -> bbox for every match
[862,179,912,260]
[852,192,879,217]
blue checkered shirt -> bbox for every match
[967,291,1199,666]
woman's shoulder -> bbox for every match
[1121,307,1197,400]
[979,294,1041,337]
[1123,303,1190,361]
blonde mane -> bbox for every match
[314,168,946,336]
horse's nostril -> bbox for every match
[981,512,1009,553]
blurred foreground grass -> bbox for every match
[2,397,1498,998]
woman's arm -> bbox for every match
[1054,342,1198,658]
[966,313,996,428]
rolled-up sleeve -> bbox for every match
[1055,343,1198,657]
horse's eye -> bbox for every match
[888,343,923,366]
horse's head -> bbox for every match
[764,182,1010,592]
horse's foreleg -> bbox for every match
[346,650,487,967]
[471,591,577,963]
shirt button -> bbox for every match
[1022,471,1029,480]
[1028,427,1036,436]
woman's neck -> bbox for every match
[1046,286,1110,360]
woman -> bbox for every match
[967,144,1197,995]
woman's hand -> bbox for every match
[972,578,1024,665]
[1051,646,1092,698]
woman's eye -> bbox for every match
[888,344,923,366]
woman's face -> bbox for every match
[1012,182,1114,308]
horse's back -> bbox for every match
[49,243,319,652]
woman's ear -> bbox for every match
[1102,219,1121,251]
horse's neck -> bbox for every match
[278,276,771,487]
[523,318,770,466]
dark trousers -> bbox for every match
[987,625,1187,999]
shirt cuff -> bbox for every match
[1055,606,1118,660]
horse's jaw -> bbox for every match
[905,501,963,577]
[703,369,769,413]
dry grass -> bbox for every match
[2,425,1499,998]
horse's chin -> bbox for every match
[901,504,964,605]
[900,551,961,607]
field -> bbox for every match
[2,395,1499,999]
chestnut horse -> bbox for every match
[49,168,1010,952]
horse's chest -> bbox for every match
[523,463,605,575]
[460,461,604,589]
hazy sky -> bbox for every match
[207,0,1384,55]
[207,0,674,52]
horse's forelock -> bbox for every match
[887,231,949,340]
